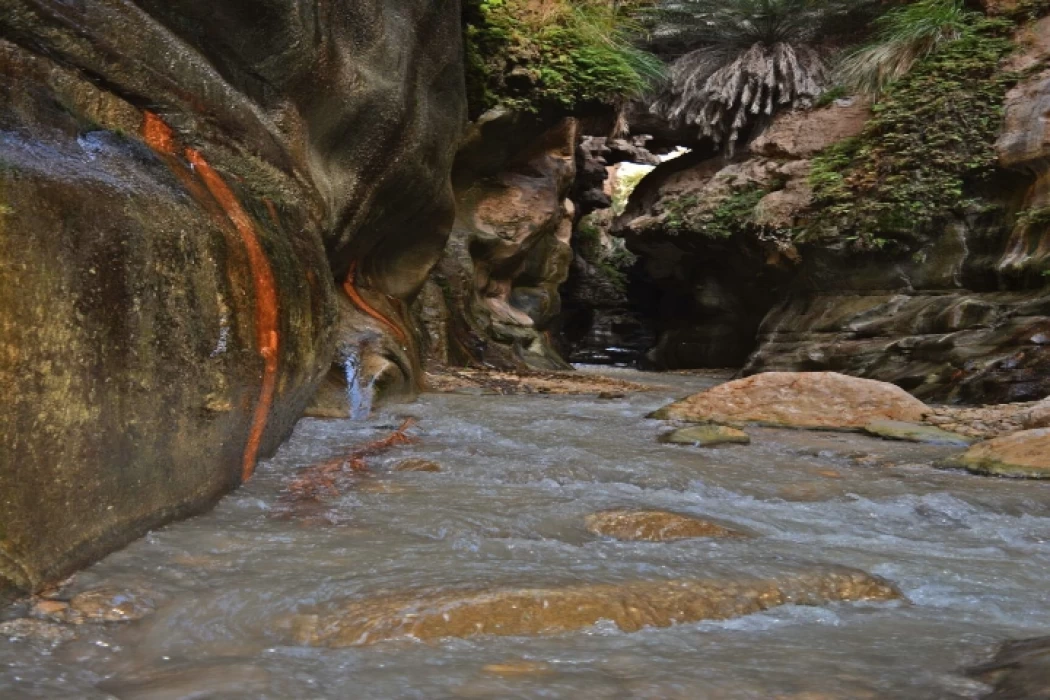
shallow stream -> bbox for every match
[3,368,1050,699]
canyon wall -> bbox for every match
[615,21,1050,403]
[0,0,465,597]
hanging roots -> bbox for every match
[281,418,419,504]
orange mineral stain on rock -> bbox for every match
[185,148,280,483]
[141,111,177,156]
[140,111,280,484]
[343,260,408,345]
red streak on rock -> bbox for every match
[141,111,177,155]
[343,260,408,345]
[185,149,280,483]
[140,111,281,482]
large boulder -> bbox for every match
[0,0,465,597]
[949,428,1050,478]
[286,567,900,647]
[650,372,930,429]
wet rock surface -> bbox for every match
[584,510,744,541]
[392,459,443,473]
[0,618,77,647]
[0,0,465,597]
[663,425,752,447]
[949,428,1050,478]
[425,116,577,371]
[862,421,975,447]
[287,568,901,647]
[650,372,930,428]
[969,636,1050,699]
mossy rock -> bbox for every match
[662,425,751,447]
[862,420,976,446]
[944,429,1050,478]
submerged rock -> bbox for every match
[650,372,929,429]
[31,585,158,624]
[585,510,743,541]
[393,459,443,473]
[286,568,901,647]
[663,425,751,447]
[948,428,1050,479]
[0,618,77,646]
[968,636,1050,699]
[862,420,975,446]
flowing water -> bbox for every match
[3,368,1050,699]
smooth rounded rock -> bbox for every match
[663,425,751,447]
[862,420,975,446]
[649,372,930,429]
[948,428,1050,478]
[285,568,902,647]
[585,510,743,541]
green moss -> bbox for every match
[662,185,772,240]
[464,0,662,116]
[800,15,1020,251]
[1017,205,1050,229]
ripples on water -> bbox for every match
[2,369,1050,698]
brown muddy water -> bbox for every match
[2,368,1050,699]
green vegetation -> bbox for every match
[1017,206,1050,230]
[838,0,977,97]
[464,0,663,115]
[650,0,875,152]
[662,185,772,239]
[800,13,1019,251]
[576,215,637,293]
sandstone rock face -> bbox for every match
[584,510,743,541]
[614,101,869,370]
[0,0,465,596]
[425,114,576,370]
[650,372,930,429]
[287,568,901,647]
[617,60,1050,402]
[744,69,1050,404]
[950,428,1050,478]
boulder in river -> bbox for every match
[649,372,930,429]
[862,421,976,446]
[967,635,1050,699]
[393,459,443,473]
[585,510,744,541]
[285,568,901,647]
[1023,397,1050,430]
[948,428,1050,479]
[662,425,752,447]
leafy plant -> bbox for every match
[649,0,872,152]
[464,0,664,115]
[837,0,978,98]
